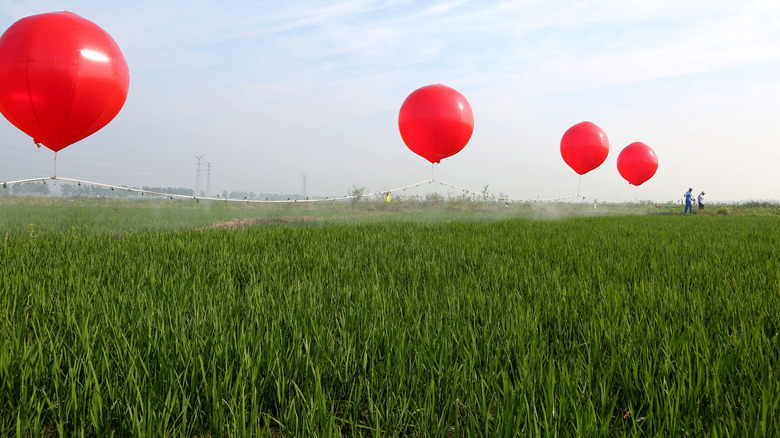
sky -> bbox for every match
[0,0,779,203]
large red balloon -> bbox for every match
[398,84,474,164]
[617,142,658,186]
[0,11,129,152]
[560,121,609,175]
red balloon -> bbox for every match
[560,121,609,175]
[398,84,474,164]
[0,11,129,152]
[617,142,658,186]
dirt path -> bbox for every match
[195,216,312,230]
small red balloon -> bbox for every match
[398,84,474,164]
[617,142,658,186]
[0,11,130,152]
[560,121,609,175]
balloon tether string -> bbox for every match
[431,163,435,182]
[577,174,581,196]
[53,152,57,179]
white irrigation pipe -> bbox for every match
[1,175,593,204]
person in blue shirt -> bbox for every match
[683,188,693,214]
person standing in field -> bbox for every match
[684,188,694,215]
[698,192,705,210]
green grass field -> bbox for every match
[1,199,778,436]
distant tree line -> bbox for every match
[1,182,306,201]
[142,187,195,196]
[220,191,304,201]
[59,185,195,198]
[61,185,123,198]
[4,182,51,196]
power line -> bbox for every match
[193,154,205,196]
[206,162,212,197]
